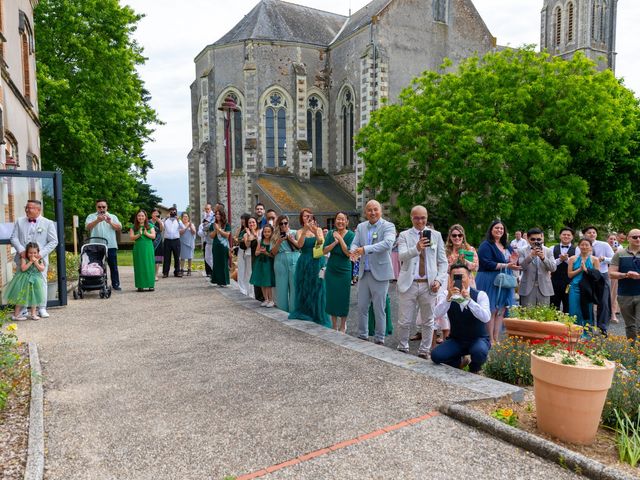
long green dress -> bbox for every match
[250,241,275,287]
[210,223,231,286]
[133,227,155,289]
[288,237,331,327]
[324,229,355,317]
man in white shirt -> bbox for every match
[431,263,491,373]
[163,207,183,278]
[85,199,122,290]
[510,230,528,251]
[582,226,615,334]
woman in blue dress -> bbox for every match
[288,208,331,327]
[476,220,520,345]
[568,238,601,333]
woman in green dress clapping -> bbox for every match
[130,210,156,292]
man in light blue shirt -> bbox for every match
[85,199,122,290]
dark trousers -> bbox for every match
[163,238,181,276]
[107,248,120,288]
[431,336,491,373]
[203,242,212,276]
[551,284,570,313]
[596,273,612,334]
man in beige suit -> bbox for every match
[396,206,448,358]
[517,228,557,306]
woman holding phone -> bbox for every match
[272,215,300,312]
[476,220,520,345]
[433,224,479,345]
[288,208,330,327]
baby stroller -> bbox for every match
[73,237,112,299]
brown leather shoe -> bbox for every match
[409,332,422,341]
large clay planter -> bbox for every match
[504,318,583,343]
[531,353,615,444]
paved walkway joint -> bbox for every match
[236,412,441,480]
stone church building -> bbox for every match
[188,0,617,226]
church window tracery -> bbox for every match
[341,88,355,168]
[265,91,287,168]
[307,95,324,169]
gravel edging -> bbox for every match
[24,342,44,480]
[440,403,637,480]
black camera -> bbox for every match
[533,241,542,249]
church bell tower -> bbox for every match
[540,0,618,72]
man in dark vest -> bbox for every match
[551,227,576,313]
[431,263,491,373]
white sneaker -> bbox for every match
[38,308,50,318]
[11,314,27,321]
[260,301,268,307]
[266,301,275,308]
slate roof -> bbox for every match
[331,0,392,44]
[254,174,357,214]
[214,0,347,47]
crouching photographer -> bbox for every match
[431,263,492,373]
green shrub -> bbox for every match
[483,336,534,386]
[65,252,81,281]
[0,309,20,411]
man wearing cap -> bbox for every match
[85,199,123,290]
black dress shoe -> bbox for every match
[112,286,122,291]
[409,332,422,341]
[162,274,169,278]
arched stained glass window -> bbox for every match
[265,92,287,168]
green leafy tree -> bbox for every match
[133,181,162,220]
[35,0,160,225]
[357,48,640,242]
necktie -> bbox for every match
[418,231,426,277]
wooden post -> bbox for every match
[72,215,79,255]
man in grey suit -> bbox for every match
[10,199,59,317]
[396,206,448,358]
[517,227,557,306]
[350,200,396,345]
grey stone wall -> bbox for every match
[217,173,248,227]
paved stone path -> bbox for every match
[17,268,582,479]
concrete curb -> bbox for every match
[218,286,524,402]
[24,342,44,480]
[440,403,637,480]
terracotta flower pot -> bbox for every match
[504,318,583,343]
[531,353,615,445]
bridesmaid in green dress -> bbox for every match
[209,209,232,286]
[288,209,331,327]
[129,210,156,291]
[323,212,355,332]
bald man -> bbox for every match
[609,228,640,341]
[396,206,448,358]
[350,200,397,344]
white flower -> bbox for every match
[37,227,43,233]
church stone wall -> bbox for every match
[378,0,494,101]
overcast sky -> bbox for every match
[124,0,640,210]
